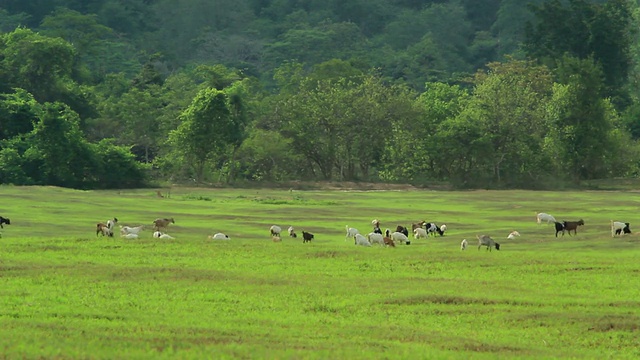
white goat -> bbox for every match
[345,225,359,241]
[354,233,371,247]
[120,225,144,235]
[122,233,139,239]
[460,239,468,250]
[507,230,521,240]
[391,231,409,245]
[270,225,282,237]
[287,226,297,238]
[367,232,384,245]
[209,233,230,240]
[611,221,631,237]
[413,227,428,239]
[536,212,556,225]
[440,224,447,234]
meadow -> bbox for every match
[0,185,639,359]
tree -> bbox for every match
[0,28,75,102]
[525,0,635,104]
[450,59,554,187]
[544,56,619,182]
[168,88,239,182]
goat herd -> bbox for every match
[0,211,632,250]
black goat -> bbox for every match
[554,222,565,237]
[302,231,314,243]
[0,216,10,228]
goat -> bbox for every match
[269,225,282,238]
[611,221,632,237]
[383,235,396,247]
[536,212,556,225]
[209,233,230,240]
[354,233,372,247]
[120,225,144,235]
[440,224,447,235]
[302,231,314,243]
[153,231,174,239]
[96,222,113,237]
[288,226,297,238]
[395,225,409,237]
[507,231,520,240]
[562,219,584,236]
[272,235,282,242]
[345,225,359,241]
[411,221,426,231]
[367,232,385,246]
[0,216,10,228]
[122,233,139,239]
[477,235,500,251]
[107,217,118,230]
[391,231,410,245]
[372,219,380,228]
[461,239,468,250]
[153,218,174,231]
[554,222,565,237]
[425,222,444,236]
[413,227,428,240]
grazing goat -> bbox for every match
[0,216,10,228]
[96,218,117,237]
[354,233,372,247]
[383,235,396,247]
[367,232,385,246]
[440,224,448,235]
[562,219,584,236]
[209,233,230,240]
[411,221,426,231]
[272,235,282,242]
[302,231,314,243]
[270,225,282,238]
[413,227,428,240]
[395,225,409,237]
[536,212,556,225]
[554,222,565,237]
[611,221,631,237]
[153,231,174,239]
[477,235,500,251]
[153,218,174,231]
[120,225,144,236]
[122,233,139,239]
[507,231,520,240]
[288,226,297,238]
[391,231,410,245]
[461,239,468,250]
[345,225,359,241]
[425,222,444,236]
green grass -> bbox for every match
[0,185,639,359]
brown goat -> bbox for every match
[562,219,584,236]
[411,221,426,231]
[383,236,396,247]
[153,217,175,231]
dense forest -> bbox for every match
[1,0,639,189]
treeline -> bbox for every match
[1,0,639,189]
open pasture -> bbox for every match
[0,185,639,359]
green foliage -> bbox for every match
[525,0,635,103]
[0,89,40,140]
[168,88,238,182]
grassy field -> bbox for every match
[0,185,639,359]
